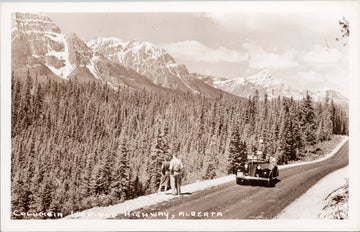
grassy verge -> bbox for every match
[318,178,349,219]
[291,135,346,163]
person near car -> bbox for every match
[169,153,183,195]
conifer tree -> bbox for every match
[38,175,54,214]
[12,79,22,137]
[129,174,143,199]
[49,188,65,216]
[203,156,217,180]
[80,153,95,198]
[11,171,29,219]
[118,136,130,200]
[227,120,247,174]
[147,123,169,193]
[89,164,105,195]
[203,137,217,179]
[300,91,317,146]
[277,98,296,163]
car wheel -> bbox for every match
[274,168,279,179]
[236,178,243,185]
[236,178,245,185]
[267,173,273,187]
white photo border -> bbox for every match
[1,1,360,231]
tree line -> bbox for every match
[11,72,348,218]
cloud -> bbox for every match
[159,40,248,63]
[240,41,348,96]
[296,71,326,84]
[302,45,347,68]
[292,68,348,97]
[243,42,298,69]
[300,45,348,94]
[204,12,346,35]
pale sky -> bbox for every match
[48,12,349,97]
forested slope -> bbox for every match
[11,72,348,219]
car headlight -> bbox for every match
[257,165,261,170]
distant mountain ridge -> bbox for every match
[195,70,348,106]
[11,12,348,106]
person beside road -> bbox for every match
[158,157,171,194]
[169,153,183,195]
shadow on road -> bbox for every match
[165,192,192,196]
[180,192,192,195]
[273,179,281,186]
[241,179,281,187]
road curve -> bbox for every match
[116,141,349,219]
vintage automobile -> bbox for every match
[236,154,279,187]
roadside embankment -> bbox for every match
[318,178,348,219]
[276,166,348,219]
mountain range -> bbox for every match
[196,70,349,106]
[11,12,348,106]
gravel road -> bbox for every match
[115,141,349,219]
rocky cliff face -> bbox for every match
[12,12,97,80]
[11,13,165,91]
[88,37,204,93]
[12,13,64,80]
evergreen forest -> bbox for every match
[11,73,348,219]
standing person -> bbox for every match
[158,157,171,194]
[169,153,183,195]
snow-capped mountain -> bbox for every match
[312,89,349,106]
[11,13,175,92]
[196,70,348,106]
[12,13,96,79]
[11,13,228,98]
[87,37,223,95]
[196,70,303,99]
[12,13,65,80]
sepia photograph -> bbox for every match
[1,1,360,231]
